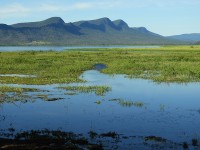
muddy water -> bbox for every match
[1,70,200,149]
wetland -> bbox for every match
[1,46,200,149]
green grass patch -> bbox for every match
[1,46,200,84]
[59,85,111,96]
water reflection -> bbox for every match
[0,70,200,148]
[93,63,107,71]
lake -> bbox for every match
[1,69,200,149]
[0,45,160,52]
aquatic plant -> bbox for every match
[145,136,167,142]
[59,85,111,96]
[36,94,63,101]
[0,86,39,93]
[45,97,64,101]
[110,98,144,108]
[0,129,103,150]
[0,86,40,103]
[95,100,101,104]
[36,94,48,100]
[118,100,134,107]
[0,128,194,150]
[0,93,34,104]
[64,92,77,95]
[101,132,118,139]
[133,101,144,107]
[160,104,165,111]
[183,142,189,149]
[192,139,198,146]
[88,131,98,139]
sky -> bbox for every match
[0,0,200,36]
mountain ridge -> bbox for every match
[12,17,65,28]
[0,17,183,45]
[167,33,200,43]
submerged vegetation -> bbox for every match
[0,129,103,150]
[0,93,33,104]
[59,85,111,96]
[1,46,200,84]
[0,128,198,150]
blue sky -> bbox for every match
[0,0,200,36]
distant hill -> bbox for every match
[195,41,200,45]
[167,33,200,43]
[0,17,183,45]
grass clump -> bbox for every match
[64,92,77,95]
[0,86,39,93]
[95,100,101,104]
[59,85,111,96]
[145,136,166,142]
[119,100,144,107]
[118,100,134,107]
[110,98,144,107]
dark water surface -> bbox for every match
[1,70,200,149]
[0,45,160,52]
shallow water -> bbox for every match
[1,70,200,149]
[0,74,36,78]
[0,45,159,52]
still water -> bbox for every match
[0,69,200,149]
[0,45,159,52]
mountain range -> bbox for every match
[167,33,200,43]
[0,17,195,45]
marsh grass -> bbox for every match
[110,99,144,107]
[59,85,111,96]
[0,86,39,93]
[0,93,33,104]
[1,46,200,84]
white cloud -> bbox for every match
[37,1,123,12]
[72,2,93,9]
[37,2,93,12]
[39,4,62,11]
[134,0,200,8]
[0,3,30,18]
[87,0,200,8]
[1,0,199,19]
